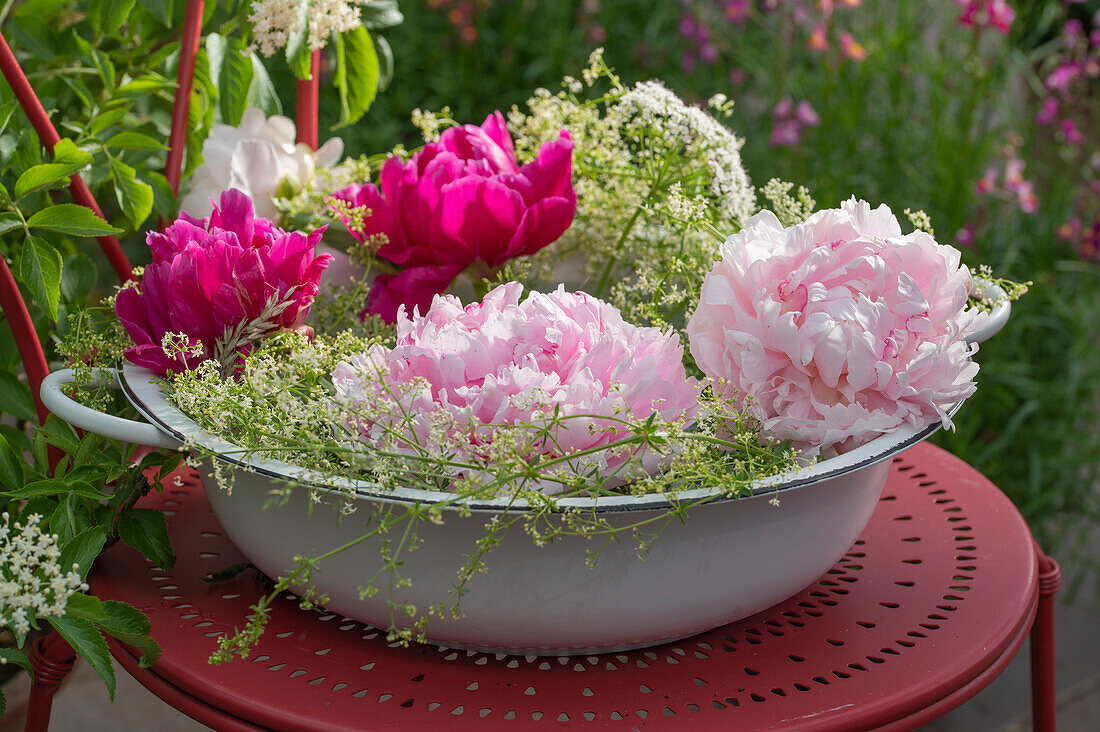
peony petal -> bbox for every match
[365,265,465,324]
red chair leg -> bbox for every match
[24,631,76,732]
[1030,543,1061,732]
[295,50,321,151]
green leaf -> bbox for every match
[219,39,254,126]
[108,158,153,230]
[48,616,115,700]
[4,478,110,500]
[52,138,93,166]
[90,104,131,136]
[118,508,175,569]
[61,252,97,302]
[0,212,22,236]
[0,433,24,493]
[332,26,379,129]
[18,235,63,320]
[15,162,81,200]
[58,527,108,579]
[147,171,176,221]
[283,0,312,80]
[0,648,32,675]
[360,0,403,29]
[90,48,117,92]
[0,425,31,454]
[88,0,138,37]
[0,369,38,422]
[38,414,81,454]
[65,595,162,668]
[102,131,167,151]
[0,99,20,137]
[27,204,123,237]
[375,35,394,92]
[112,73,172,99]
[137,0,172,26]
[202,561,254,584]
[247,53,282,115]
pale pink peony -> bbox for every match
[332,283,700,491]
[116,189,331,376]
[687,198,979,456]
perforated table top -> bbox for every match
[89,442,1039,731]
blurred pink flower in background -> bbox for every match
[808,22,828,51]
[687,199,980,456]
[333,283,701,490]
[839,32,867,60]
[956,0,1016,34]
[330,112,576,323]
[770,97,820,147]
[116,189,331,376]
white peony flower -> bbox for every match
[181,107,344,221]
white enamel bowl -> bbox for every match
[41,289,1009,655]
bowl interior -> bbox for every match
[121,364,953,513]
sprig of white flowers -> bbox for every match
[0,513,87,644]
[249,0,362,56]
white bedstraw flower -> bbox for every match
[182,108,344,221]
[1,514,88,639]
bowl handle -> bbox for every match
[966,279,1011,345]
[40,368,182,450]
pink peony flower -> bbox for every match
[332,283,701,491]
[330,112,576,323]
[687,199,980,456]
[116,189,332,376]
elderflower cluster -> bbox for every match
[249,0,361,56]
[1,513,87,639]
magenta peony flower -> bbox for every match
[687,198,980,456]
[330,112,576,323]
[116,189,332,376]
[332,283,700,491]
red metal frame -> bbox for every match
[0,256,50,423]
[164,0,205,197]
[0,33,133,283]
[295,50,321,151]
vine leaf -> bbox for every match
[18,235,63,320]
[48,615,115,700]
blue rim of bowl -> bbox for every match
[120,364,956,514]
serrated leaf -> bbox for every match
[283,0,312,80]
[14,162,82,200]
[67,596,162,668]
[375,35,393,92]
[118,508,175,569]
[247,53,282,115]
[0,212,22,235]
[137,0,171,26]
[102,131,167,150]
[108,158,153,230]
[18,235,63,321]
[0,648,32,674]
[0,370,37,422]
[52,138,93,166]
[58,527,108,579]
[48,616,115,700]
[88,0,137,36]
[27,204,123,237]
[38,414,81,454]
[112,73,172,99]
[0,433,23,493]
[219,39,254,126]
[90,105,131,136]
[333,26,379,129]
[4,478,109,500]
[61,251,97,302]
[360,0,403,29]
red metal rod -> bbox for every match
[24,631,78,732]
[295,50,321,151]
[165,0,205,197]
[1031,545,1061,732]
[0,32,134,282]
[0,255,49,424]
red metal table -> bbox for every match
[81,442,1057,730]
